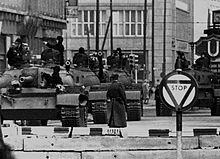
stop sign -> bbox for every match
[159,70,199,111]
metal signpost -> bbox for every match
[159,70,198,159]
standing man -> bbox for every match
[44,36,64,66]
[142,79,150,104]
[106,74,127,128]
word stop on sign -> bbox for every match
[171,85,188,91]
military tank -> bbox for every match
[88,50,142,123]
[0,48,89,127]
[155,50,219,116]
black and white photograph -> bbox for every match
[0,0,220,158]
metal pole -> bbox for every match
[151,0,155,86]
[143,0,147,80]
[0,107,3,143]
[176,110,183,159]
[96,0,103,80]
[110,0,113,54]
[135,67,138,83]
[66,31,68,58]
[96,0,99,51]
[101,17,111,51]
[162,0,166,77]
[87,26,90,54]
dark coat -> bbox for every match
[106,80,127,128]
[7,46,24,67]
[46,42,64,66]
[72,52,89,67]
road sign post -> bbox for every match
[0,107,4,146]
[159,70,198,159]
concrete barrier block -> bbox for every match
[23,136,198,151]
[82,150,220,159]
[10,149,220,159]
[199,135,220,148]
[2,126,19,137]
[4,136,23,150]
[14,152,80,159]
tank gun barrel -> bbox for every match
[65,60,71,66]
[19,76,34,84]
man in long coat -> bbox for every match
[106,74,127,128]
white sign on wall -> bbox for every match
[176,0,188,12]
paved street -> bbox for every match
[86,99,220,137]
[41,97,220,137]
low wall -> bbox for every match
[4,135,220,159]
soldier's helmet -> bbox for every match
[15,38,22,44]
[56,36,63,43]
[79,47,85,54]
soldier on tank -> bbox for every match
[175,51,190,70]
[7,38,25,68]
[195,53,210,70]
[72,47,89,67]
[41,66,63,88]
[43,36,64,66]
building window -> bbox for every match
[137,10,143,36]
[70,10,106,37]
[125,10,143,36]
[83,10,95,36]
[70,18,77,36]
[100,10,107,35]
[113,11,123,36]
[70,10,144,37]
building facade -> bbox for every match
[65,0,193,85]
[0,0,66,73]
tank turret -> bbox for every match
[0,74,14,88]
[0,69,22,88]
[64,59,101,87]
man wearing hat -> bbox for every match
[7,38,25,68]
[44,36,64,66]
[106,74,127,128]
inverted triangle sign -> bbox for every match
[167,84,190,105]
